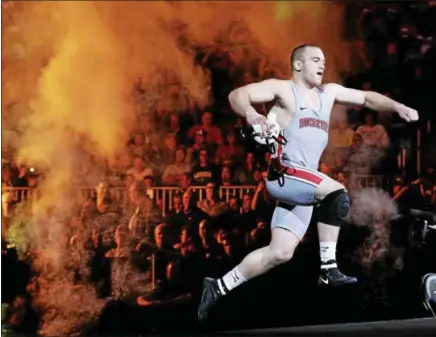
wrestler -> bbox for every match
[198,44,419,321]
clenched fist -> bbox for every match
[396,104,419,122]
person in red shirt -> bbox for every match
[188,111,223,145]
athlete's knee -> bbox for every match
[265,245,295,266]
[317,188,351,226]
[316,178,346,200]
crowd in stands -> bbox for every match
[2,2,436,335]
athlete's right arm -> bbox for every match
[228,79,281,125]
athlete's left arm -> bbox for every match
[324,83,419,122]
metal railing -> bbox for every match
[1,175,397,216]
[2,185,258,217]
[347,174,397,194]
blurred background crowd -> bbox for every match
[2,1,436,336]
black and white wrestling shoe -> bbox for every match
[198,277,222,321]
[318,260,358,286]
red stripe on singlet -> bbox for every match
[272,135,323,185]
[289,167,323,185]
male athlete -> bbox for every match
[198,44,419,321]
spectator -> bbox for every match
[167,191,183,217]
[220,165,236,186]
[124,173,135,189]
[127,181,162,240]
[344,133,374,174]
[253,169,265,184]
[236,152,258,185]
[105,225,130,258]
[2,165,16,187]
[180,190,201,228]
[137,223,176,285]
[215,130,245,165]
[355,110,390,150]
[161,148,192,186]
[87,228,111,298]
[81,182,121,218]
[160,134,178,167]
[129,133,147,158]
[152,99,169,125]
[188,111,223,145]
[191,148,217,186]
[187,129,215,163]
[196,181,228,218]
[330,118,355,163]
[107,151,132,186]
[228,196,240,214]
[178,173,192,191]
[238,193,257,233]
[173,227,198,258]
[167,114,187,146]
[197,219,224,262]
[126,156,153,181]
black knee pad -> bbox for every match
[317,189,351,226]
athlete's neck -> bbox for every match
[291,77,317,91]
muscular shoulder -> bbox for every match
[258,78,291,93]
[321,83,342,98]
[233,78,291,105]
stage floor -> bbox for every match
[220,318,436,336]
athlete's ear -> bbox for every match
[293,60,302,72]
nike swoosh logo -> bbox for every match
[300,107,307,110]
[319,277,329,285]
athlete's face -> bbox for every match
[301,47,325,87]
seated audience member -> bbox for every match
[196,181,228,218]
[127,180,162,240]
[161,148,192,186]
[235,152,258,185]
[215,130,245,165]
[187,129,215,163]
[191,148,218,186]
[126,156,153,181]
[198,219,224,262]
[160,134,178,167]
[105,225,130,258]
[188,111,223,145]
[355,109,390,150]
[129,132,147,158]
[220,165,237,187]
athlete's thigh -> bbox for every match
[266,165,328,205]
[315,174,345,200]
[270,202,314,241]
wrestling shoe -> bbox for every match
[318,260,358,286]
[198,277,221,322]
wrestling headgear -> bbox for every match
[240,113,287,150]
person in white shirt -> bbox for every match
[126,156,153,181]
[355,109,390,149]
[161,147,191,185]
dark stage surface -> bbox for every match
[218,318,436,336]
